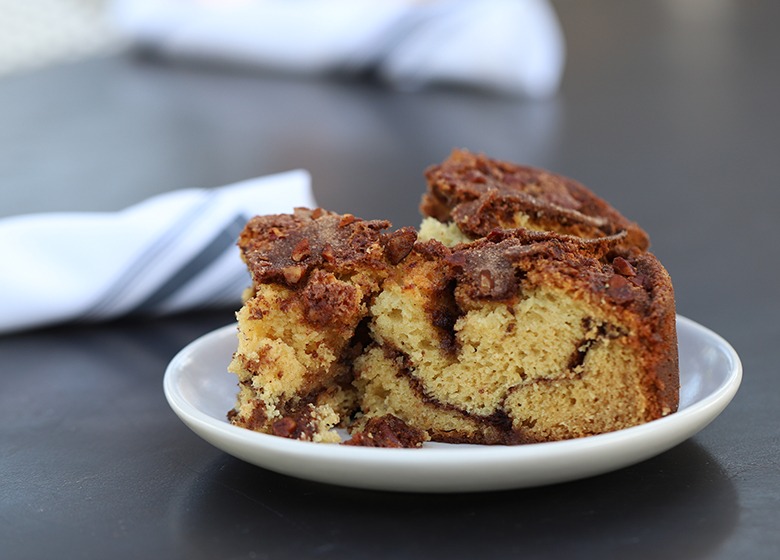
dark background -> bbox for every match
[1,1,778,558]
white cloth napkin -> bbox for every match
[109,0,565,98]
[0,170,314,335]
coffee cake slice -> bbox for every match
[227,153,678,447]
[354,230,678,444]
[227,208,416,442]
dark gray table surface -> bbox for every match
[1,2,778,559]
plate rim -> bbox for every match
[163,314,742,491]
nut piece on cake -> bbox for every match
[418,149,650,252]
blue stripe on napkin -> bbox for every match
[133,213,249,313]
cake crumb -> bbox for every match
[343,415,429,448]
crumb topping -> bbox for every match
[421,149,650,250]
[238,208,415,288]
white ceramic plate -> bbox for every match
[164,315,741,493]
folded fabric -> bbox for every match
[0,170,314,335]
[109,0,565,98]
